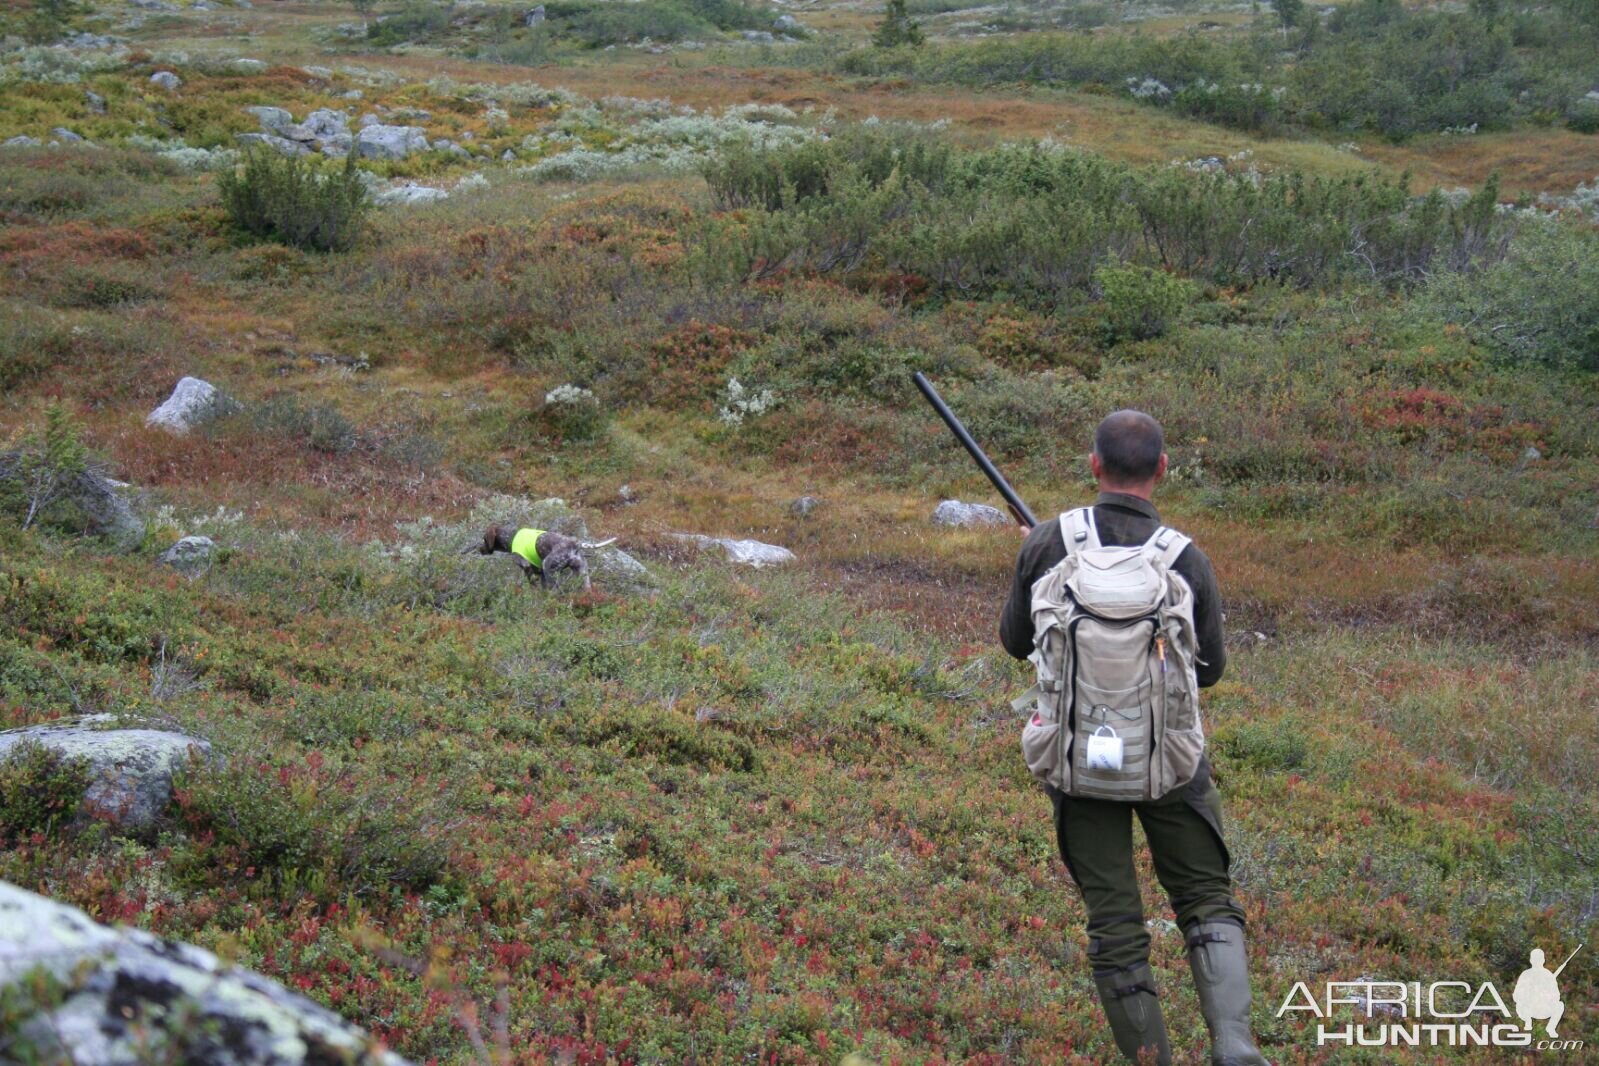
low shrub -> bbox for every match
[207,394,359,455]
[539,383,609,442]
[0,401,89,531]
[365,1,453,46]
[175,756,459,900]
[1568,101,1599,134]
[52,262,163,309]
[0,740,92,838]
[1424,222,1599,371]
[218,149,370,253]
[1094,262,1195,342]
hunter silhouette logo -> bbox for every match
[1515,946,1581,1039]
[1278,943,1586,1051]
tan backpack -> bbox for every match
[1015,507,1206,801]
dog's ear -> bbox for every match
[482,525,500,554]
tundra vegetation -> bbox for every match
[0,0,1596,1061]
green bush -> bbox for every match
[873,0,925,48]
[218,149,370,253]
[1568,102,1599,134]
[365,1,452,45]
[207,394,358,454]
[538,384,610,443]
[1425,222,1599,371]
[1094,262,1196,342]
[705,137,1503,302]
[1213,717,1310,773]
[0,402,90,531]
[0,741,92,838]
[176,758,457,900]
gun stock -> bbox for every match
[912,372,1039,530]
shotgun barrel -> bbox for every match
[912,372,1039,530]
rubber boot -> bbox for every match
[1185,920,1269,1066]
[1093,963,1172,1065]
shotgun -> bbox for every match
[912,372,1039,530]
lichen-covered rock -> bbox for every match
[158,535,216,575]
[4,134,42,148]
[355,124,428,160]
[75,471,145,550]
[236,131,311,156]
[0,881,410,1065]
[789,496,820,517]
[150,70,182,90]
[146,376,227,435]
[85,90,108,113]
[375,183,449,206]
[671,534,795,568]
[931,499,1008,528]
[231,57,267,73]
[244,105,294,131]
[592,546,654,591]
[0,721,209,831]
[302,108,350,141]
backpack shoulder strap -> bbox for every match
[1060,507,1100,558]
[1143,525,1192,571]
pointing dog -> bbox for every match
[472,524,615,590]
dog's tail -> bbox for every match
[581,538,618,550]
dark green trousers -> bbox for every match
[1051,757,1246,975]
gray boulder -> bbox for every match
[592,546,654,591]
[741,29,775,42]
[525,4,545,24]
[231,57,267,74]
[158,535,216,575]
[51,127,86,143]
[4,135,42,148]
[63,31,122,47]
[789,495,820,517]
[243,105,294,132]
[773,14,801,30]
[85,90,107,113]
[146,376,227,435]
[671,533,795,568]
[356,124,428,160]
[0,882,411,1066]
[150,71,182,90]
[932,499,1008,528]
[77,472,145,549]
[236,132,310,155]
[0,721,209,832]
[375,183,449,206]
[302,108,349,140]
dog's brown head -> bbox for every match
[481,524,503,555]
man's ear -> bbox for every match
[1089,452,1103,481]
[1154,452,1169,482]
